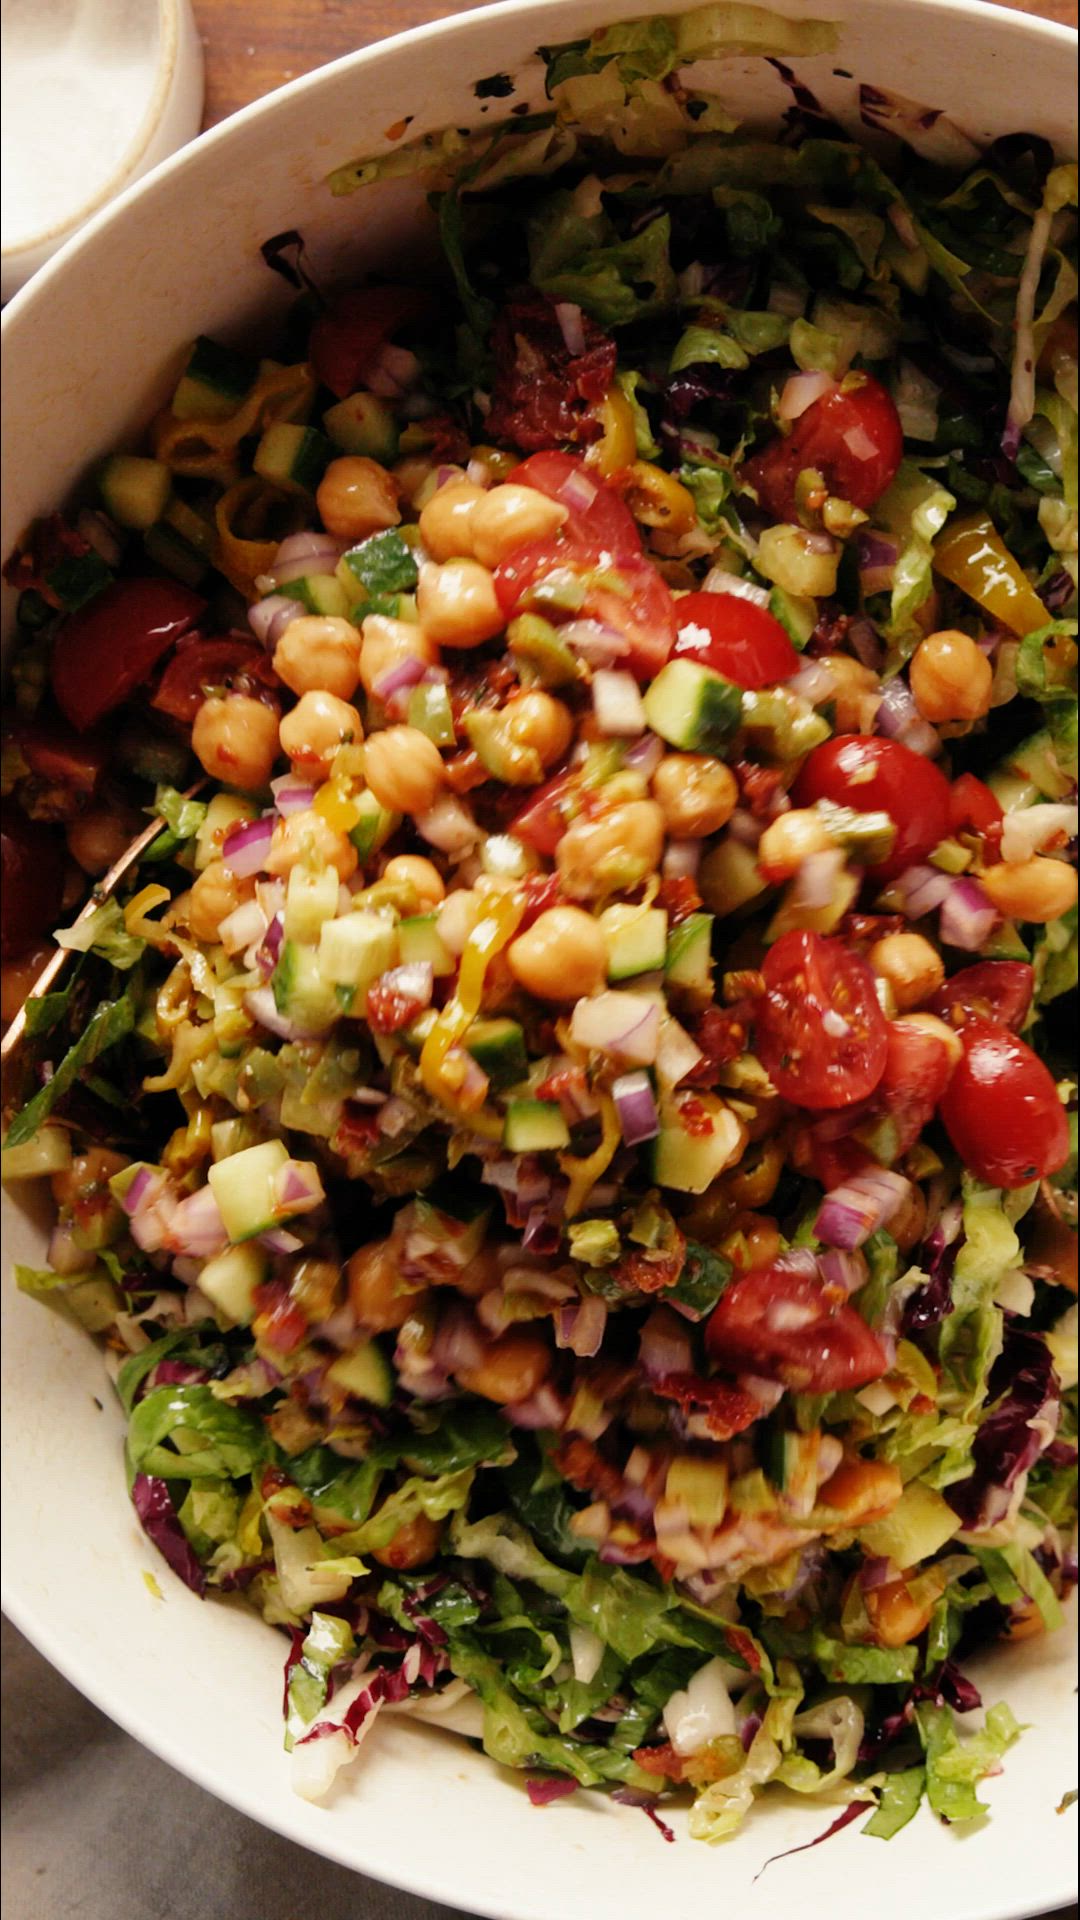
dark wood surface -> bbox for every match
[190,0,1076,129]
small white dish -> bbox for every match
[0,0,204,301]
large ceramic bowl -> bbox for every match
[1,4,1077,1917]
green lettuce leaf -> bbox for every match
[284,1610,356,1749]
[863,1765,926,1839]
[528,195,675,325]
[55,898,146,971]
[915,1700,1021,1823]
[126,1384,270,1482]
[875,461,957,650]
[4,989,139,1150]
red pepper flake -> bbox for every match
[733,758,788,819]
[656,873,703,924]
[686,1002,754,1081]
[837,912,906,946]
[552,1436,627,1507]
[725,1624,763,1673]
[534,1063,591,1116]
[651,1372,762,1440]
[366,980,428,1033]
[674,1093,715,1138]
[485,291,617,451]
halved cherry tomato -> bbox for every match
[938,1018,1070,1188]
[754,929,889,1110]
[875,1017,958,1155]
[949,772,1004,841]
[308,285,433,400]
[510,770,578,855]
[705,1264,889,1391]
[151,636,268,726]
[929,960,1034,1033]
[0,806,65,959]
[506,452,640,557]
[50,578,206,732]
[743,375,904,522]
[3,717,106,798]
[494,534,676,682]
[673,591,799,688]
[793,737,952,883]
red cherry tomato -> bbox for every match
[876,1017,958,1155]
[506,452,641,557]
[510,770,578,855]
[3,717,107,798]
[949,772,1003,841]
[308,285,433,400]
[939,1019,1070,1189]
[705,1264,889,1391]
[50,579,206,732]
[0,806,66,960]
[754,929,889,1110]
[494,536,676,683]
[929,960,1035,1034]
[151,636,269,726]
[673,591,800,689]
[793,736,952,882]
[743,375,904,522]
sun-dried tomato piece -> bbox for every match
[485,291,617,452]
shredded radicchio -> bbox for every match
[526,1775,578,1807]
[753,1800,865,1880]
[131,1474,206,1597]
[946,1327,1059,1530]
[610,1786,676,1842]
[902,1201,964,1335]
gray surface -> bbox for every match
[2,1614,1076,1920]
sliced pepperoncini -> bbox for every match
[420,890,524,1109]
[933,512,1050,636]
[585,386,637,479]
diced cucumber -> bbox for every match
[651,1094,743,1193]
[142,522,209,589]
[172,335,257,421]
[163,496,217,559]
[196,793,257,871]
[664,912,714,994]
[411,1182,492,1262]
[765,1429,821,1519]
[643,659,743,753]
[284,865,341,944]
[699,839,768,917]
[318,910,398,991]
[323,391,399,461]
[198,1242,268,1325]
[325,1339,394,1406]
[349,790,400,860]
[208,1138,290,1242]
[767,585,816,648]
[988,727,1073,805]
[740,687,830,759]
[97,454,171,531]
[465,1017,529,1089]
[210,1117,262,1161]
[600,904,669,982]
[982,918,1031,962]
[503,1100,570,1153]
[398,913,454,976]
[280,572,350,619]
[272,942,340,1033]
[859,1480,959,1563]
[63,1275,124,1332]
[254,422,333,496]
[400,1006,439,1056]
[666,1456,729,1527]
[407,679,457,746]
[1,1125,72,1181]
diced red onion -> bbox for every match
[275,532,342,570]
[273,1158,326,1217]
[663,839,702,880]
[218,898,268,956]
[612,1069,660,1146]
[700,566,770,608]
[847,613,885,669]
[787,660,837,706]
[505,1382,566,1429]
[416,792,479,856]
[249,593,303,648]
[222,814,275,879]
[168,1185,229,1259]
[121,1165,157,1216]
[893,864,953,918]
[431,1304,486,1375]
[639,1306,693,1380]
[621,732,665,779]
[790,847,847,911]
[259,1227,304,1254]
[816,1168,912,1249]
[853,530,898,597]
[592,669,646,737]
[375,961,434,1009]
[727,807,763,848]
[373,655,429,703]
[557,619,630,666]
[554,1295,608,1358]
[554,302,586,358]
[876,676,941,757]
[244,986,305,1041]
[739,1374,786,1413]
[271,777,317,818]
[817,1247,869,1295]
[465,457,495,488]
[655,1017,705,1088]
[558,468,599,515]
[255,913,284,980]
[773,1247,822,1278]
[860,1554,894,1591]
[377,1094,418,1138]
[526,1775,578,1809]
[778,370,834,421]
[570,992,660,1067]
[939,876,999,952]
[810,1098,879,1143]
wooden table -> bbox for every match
[191,0,1075,128]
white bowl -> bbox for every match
[1,4,1077,1917]
[0,0,204,302]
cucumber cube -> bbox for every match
[348,790,400,860]
[651,1094,743,1193]
[325,1339,394,1406]
[280,572,351,619]
[323,391,399,462]
[284,865,341,943]
[398,913,455,976]
[97,454,171,531]
[318,910,398,991]
[196,793,256,871]
[254,422,333,496]
[208,1139,290,1242]
[665,912,714,994]
[600,904,669,981]
[198,1242,268,1325]
[859,1481,959,1563]
[465,1018,529,1090]
[699,839,768,917]
[503,1100,571,1153]
[643,659,742,754]
[272,943,340,1033]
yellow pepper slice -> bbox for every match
[616,461,698,536]
[932,511,1050,636]
[559,1093,622,1218]
[214,476,306,596]
[420,890,524,1109]
[584,386,637,478]
[313,781,362,833]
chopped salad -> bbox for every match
[2,3,1077,1850]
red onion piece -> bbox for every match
[938,875,999,951]
[168,1185,229,1259]
[778,370,835,421]
[218,898,268,956]
[121,1165,156,1216]
[570,992,660,1066]
[255,913,284,979]
[860,1554,895,1591]
[557,619,630,666]
[592,669,646,737]
[893,864,953,918]
[275,532,342,570]
[655,1016,704,1088]
[662,838,702,880]
[816,1169,912,1249]
[558,467,599,515]
[876,676,941,757]
[639,1305,693,1380]
[377,1093,418,1138]
[271,777,317,818]
[244,985,308,1041]
[376,961,434,1009]
[432,1303,487,1374]
[612,1070,660,1146]
[701,565,770,607]
[554,1294,608,1358]
[273,1159,326,1216]
[373,655,429,703]
[416,793,479,856]
[621,732,665,779]
[787,660,837,706]
[259,1227,304,1254]
[817,1247,869,1295]
[505,1382,567,1429]
[554,301,586,358]
[249,593,303,648]
[847,613,885,669]
[222,814,275,879]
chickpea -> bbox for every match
[186,859,256,943]
[468,485,568,568]
[279,690,363,779]
[392,454,436,507]
[455,1327,552,1404]
[889,1182,928,1255]
[273,614,361,701]
[347,1239,420,1331]
[1,943,52,1028]
[507,905,608,1002]
[315,455,401,541]
[264,808,358,882]
[756,807,835,884]
[358,612,438,700]
[51,1145,129,1210]
[437,886,485,955]
[896,1011,964,1071]
[369,1511,443,1571]
[817,1456,903,1525]
[417,558,504,648]
[652,754,738,838]
[452,1243,504,1300]
[502,691,574,769]
[556,800,666,901]
[864,1577,936,1649]
[382,853,445,911]
[869,932,945,1010]
[417,480,486,562]
[720,1211,782,1271]
[192,694,279,791]
[818,653,879,734]
[980,856,1078,924]
[910,629,993,724]
[66,806,143,877]
[363,725,445,816]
